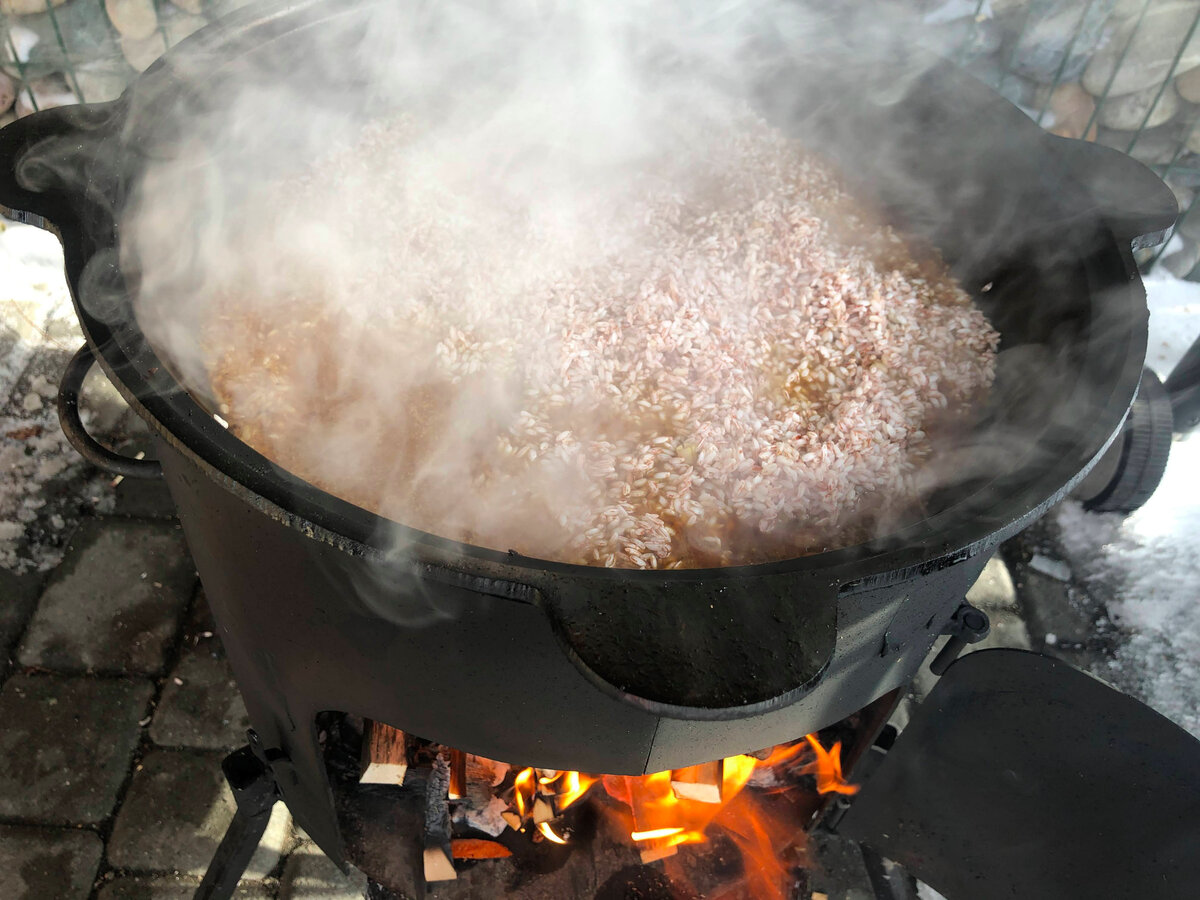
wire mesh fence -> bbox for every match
[3,0,1200,275]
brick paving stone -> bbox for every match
[0,566,45,662]
[0,826,103,900]
[0,674,153,823]
[280,848,367,900]
[107,750,293,878]
[17,518,195,674]
[150,643,250,749]
[111,466,179,520]
[96,875,275,899]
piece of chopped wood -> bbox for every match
[360,720,409,785]
[423,846,458,882]
[448,748,467,800]
[451,838,513,860]
[532,796,555,824]
[424,754,457,882]
[670,760,723,804]
[639,841,679,864]
[501,810,523,831]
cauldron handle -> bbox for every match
[57,343,164,480]
[1046,135,1179,250]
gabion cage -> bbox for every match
[2,0,1198,275]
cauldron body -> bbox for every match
[0,0,1175,864]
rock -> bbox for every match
[1177,203,1200,242]
[0,70,14,113]
[1186,123,1200,154]
[923,18,1003,64]
[1112,0,1150,17]
[1098,82,1180,130]
[0,110,16,129]
[1177,64,1200,102]
[120,31,165,72]
[1042,82,1098,141]
[106,0,159,40]
[120,9,205,70]
[74,61,133,103]
[1084,1,1200,98]
[0,0,65,14]
[163,9,207,45]
[9,1,121,80]
[1099,125,1179,165]
[1166,176,1196,216]
[14,75,76,118]
[1161,233,1200,277]
[1012,0,1115,84]
[1,24,38,78]
[168,0,203,14]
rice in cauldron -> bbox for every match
[201,115,999,569]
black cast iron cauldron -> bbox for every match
[0,0,1177,864]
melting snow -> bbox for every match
[1054,272,1200,738]
[0,220,114,572]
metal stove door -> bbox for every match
[839,648,1200,900]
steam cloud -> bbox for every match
[113,0,1124,566]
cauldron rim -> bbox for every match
[0,0,1158,591]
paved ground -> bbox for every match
[0,472,369,899]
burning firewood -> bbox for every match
[448,748,467,800]
[423,754,458,882]
[359,720,411,786]
[638,840,679,864]
[531,796,555,824]
[450,838,513,860]
[670,760,723,804]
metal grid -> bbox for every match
[956,0,1200,276]
[3,0,1198,270]
[2,0,209,110]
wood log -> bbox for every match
[638,841,679,864]
[670,760,723,804]
[424,755,457,882]
[360,721,410,786]
[532,796,555,824]
[501,810,523,831]
[448,748,467,800]
[451,838,513,860]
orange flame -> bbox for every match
[536,821,569,844]
[500,733,857,898]
[513,766,537,818]
[802,734,860,796]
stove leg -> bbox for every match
[194,744,281,900]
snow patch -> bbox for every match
[1053,272,1200,738]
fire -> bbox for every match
[503,731,857,896]
[803,734,860,796]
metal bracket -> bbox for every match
[194,734,283,900]
[929,602,990,676]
